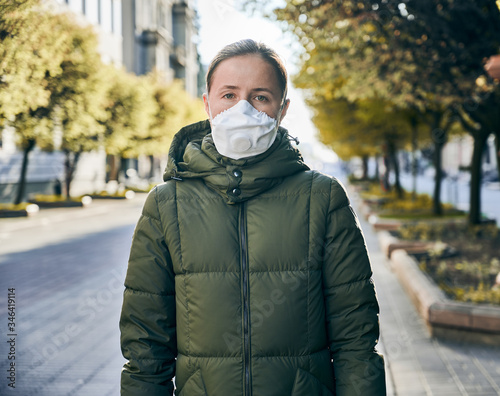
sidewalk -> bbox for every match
[351,192,500,396]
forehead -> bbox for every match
[210,55,281,93]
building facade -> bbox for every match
[122,0,201,97]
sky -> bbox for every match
[194,0,339,165]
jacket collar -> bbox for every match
[164,120,309,204]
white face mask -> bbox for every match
[209,100,281,160]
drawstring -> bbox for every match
[285,133,300,145]
[171,169,183,181]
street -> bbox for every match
[0,196,145,396]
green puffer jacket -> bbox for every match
[120,120,386,396]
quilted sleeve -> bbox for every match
[120,187,177,396]
[322,179,386,396]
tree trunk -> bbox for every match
[361,155,369,180]
[495,133,500,182]
[469,133,488,225]
[374,155,379,180]
[410,116,419,202]
[14,138,36,205]
[381,143,390,192]
[387,140,403,199]
[382,154,390,192]
[64,150,81,200]
[430,112,446,216]
[432,138,445,216]
[107,154,120,181]
[120,157,128,182]
[149,155,156,179]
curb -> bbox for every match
[389,248,500,345]
[28,196,92,208]
[0,204,39,218]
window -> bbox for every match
[85,0,99,24]
[101,0,112,33]
[112,0,122,35]
[67,0,83,13]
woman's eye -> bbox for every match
[255,95,268,102]
[223,93,235,99]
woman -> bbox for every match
[120,39,386,396]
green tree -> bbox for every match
[6,8,108,202]
[49,15,108,198]
[10,111,54,204]
[269,1,456,209]
[248,0,500,222]
[453,84,500,224]
[100,66,158,181]
[0,0,71,123]
[145,73,206,158]
[1,3,75,204]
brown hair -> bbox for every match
[206,39,288,101]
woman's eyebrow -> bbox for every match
[253,88,273,93]
[252,88,276,96]
[217,85,276,96]
[219,85,239,91]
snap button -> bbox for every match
[232,188,241,196]
[233,170,242,178]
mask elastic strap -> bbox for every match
[207,98,214,121]
[279,88,298,145]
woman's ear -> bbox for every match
[203,93,210,118]
[279,99,290,123]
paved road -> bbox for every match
[0,196,145,396]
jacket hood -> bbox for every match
[164,119,310,204]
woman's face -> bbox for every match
[203,54,289,122]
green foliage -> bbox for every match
[30,194,84,203]
[432,258,500,305]
[272,0,500,109]
[145,72,206,156]
[0,1,73,123]
[1,0,207,202]
[50,14,107,154]
[101,66,158,158]
[398,221,499,241]
[0,202,32,211]
[360,182,462,219]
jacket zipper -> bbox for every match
[240,203,251,396]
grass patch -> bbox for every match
[359,182,464,219]
[398,222,500,305]
[31,194,82,202]
[0,202,31,211]
[378,210,466,220]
